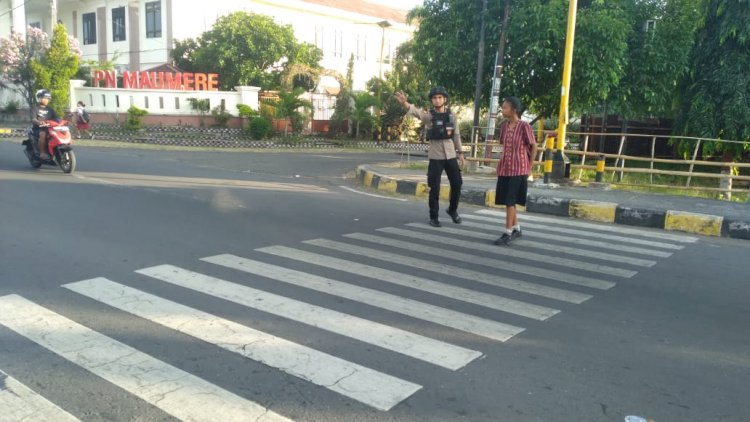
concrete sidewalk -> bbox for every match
[356,163,750,240]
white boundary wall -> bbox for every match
[69,80,260,117]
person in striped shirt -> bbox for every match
[494,97,537,245]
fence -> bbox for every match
[464,130,750,196]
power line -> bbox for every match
[0,1,30,19]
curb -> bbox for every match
[356,165,750,240]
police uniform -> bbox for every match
[405,104,463,222]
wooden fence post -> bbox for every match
[686,139,702,187]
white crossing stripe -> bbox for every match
[135,266,480,371]
[257,246,592,304]
[400,224,657,267]
[357,230,636,279]
[202,254,524,341]
[0,370,80,422]
[476,209,699,243]
[304,238,616,291]
[463,214,684,250]
[450,221,673,258]
[62,278,422,411]
[257,246,560,321]
[0,294,293,421]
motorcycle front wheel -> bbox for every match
[58,150,76,173]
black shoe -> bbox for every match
[429,219,442,227]
[494,233,512,246]
[511,228,522,240]
[446,210,462,224]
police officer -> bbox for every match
[395,87,464,227]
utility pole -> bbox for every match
[484,0,511,160]
[471,0,489,151]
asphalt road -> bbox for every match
[1,140,748,422]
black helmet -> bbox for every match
[35,89,51,102]
[428,86,449,100]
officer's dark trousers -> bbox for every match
[427,158,462,220]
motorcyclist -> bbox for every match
[32,89,60,160]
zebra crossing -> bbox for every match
[0,211,699,421]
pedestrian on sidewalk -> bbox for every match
[395,87,465,227]
[75,101,94,139]
[494,96,537,245]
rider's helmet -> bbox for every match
[428,86,449,100]
[35,89,52,103]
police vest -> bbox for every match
[426,109,455,141]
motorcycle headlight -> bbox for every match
[53,126,69,132]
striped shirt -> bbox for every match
[496,120,536,176]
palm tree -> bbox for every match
[351,92,378,138]
[275,87,313,136]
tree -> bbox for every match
[171,12,323,90]
[674,0,750,160]
[611,0,706,118]
[274,87,313,136]
[0,26,81,117]
[30,23,80,116]
[1,27,49,117]
[406,1,706,122]
[350,92,379,138]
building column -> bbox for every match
[11,0,26,35]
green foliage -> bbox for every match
[187,98,210,113]
[248,116,272,139]
[1,100,19,114]
[612,0,706,117]
[125,105,148,131]
[350,91,378,138]
[674,0,750,160]
[30,24,79,116]
[211,105,232,127]
[406,0,703,121]
[236,104,259,119]
[171,12,322,90]
[274,87,312,135]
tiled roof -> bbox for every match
[300,0,409,23]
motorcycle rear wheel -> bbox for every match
[58,150,76,173]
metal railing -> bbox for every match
[463,130,750,195]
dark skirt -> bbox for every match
[495,175,528,207]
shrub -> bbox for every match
[125,105,148,131]
[1,100,19,114]
[248,117,272,140]
[211,105,231,127]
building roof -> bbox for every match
[301,0,409,24]
[144,63,185,73]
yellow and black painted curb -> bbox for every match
[356,165,750,240]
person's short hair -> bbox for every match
[77,101,85,106]
[503,96,523,118]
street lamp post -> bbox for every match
[376,20,391,83]
[376,20,391,142]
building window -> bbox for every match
[145,1,162,38]
[315,26,324,50]
[644,20,657,32]
[112,7,126,42]
[356,34,367,61]
[82,13,96,45]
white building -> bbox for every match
[0,0,414,91]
